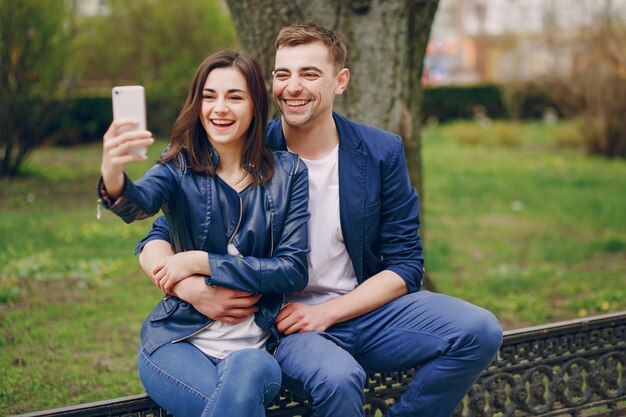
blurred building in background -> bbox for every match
[423,0,626,86]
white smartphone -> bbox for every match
[112,85,148,156]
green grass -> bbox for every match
[422,121,625,328]
[0,142,165,414]
[1,120,625,414]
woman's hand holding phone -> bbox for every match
[111,85,148,156]
[100,119,154,200]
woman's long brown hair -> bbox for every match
[159,50,273,184]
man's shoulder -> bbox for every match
[335,113,402,154]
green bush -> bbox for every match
[50,95,185,145]
[549,122,584,150]
[445,122,486,145]
[48,97,111,145]
[490,121,524,147]
[421,84,559,123]
[516,87,560,119]
[422,84,506,122]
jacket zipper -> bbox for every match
[171,321,215,343]
[271,334,281,356]
[271,293,285,356]
[228,194,244,246]
[267,174,283,355]
[269,216,274,257]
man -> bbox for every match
[138,23,502,417]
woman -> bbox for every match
[98,51,309,417]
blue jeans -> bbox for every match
[274,290,503,417]
[138,343,281,417]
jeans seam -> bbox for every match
[201,353,230,417]
[258,381,281,417]
[139,349,210,403]
[265,381,281,401]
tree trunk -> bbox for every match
[225,0,439,289]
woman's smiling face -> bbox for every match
[200,66,253,152]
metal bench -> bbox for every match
[11,311,626,417]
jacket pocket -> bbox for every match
[363,200,380,233]
[363,200,381,258]
[149,296,183,322]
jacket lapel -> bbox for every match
[202,175,228,254]
[335,113,367,281]
[267,114,367,280]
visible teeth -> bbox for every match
[286,100,307,107]
[212,120,234,125]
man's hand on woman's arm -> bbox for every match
[139,240,260,324]
[172,278,261,325]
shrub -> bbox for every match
[422,84,506,122]
[49,95,185,145]
[490,122,524,148]
[446,122,486,146]
[549,122,584,150]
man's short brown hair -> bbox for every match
[275,23,347,73]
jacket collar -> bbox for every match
[208,144,220,168]
[333,112,363,151]
[267,112,363,152]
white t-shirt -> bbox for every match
[189,243,269,359]
[286,145,358,305]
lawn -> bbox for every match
[421,120,625,328]
[0,120,624,414]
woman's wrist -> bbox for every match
[189,250,211,276]
[172,276,208,302]
[101,171,125,200]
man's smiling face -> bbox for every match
[272,41,343,129]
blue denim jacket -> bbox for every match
[141,112,423,300]
[100,149,309,354]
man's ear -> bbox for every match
[334,68,350,95]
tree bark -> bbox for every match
[225,0,439,289]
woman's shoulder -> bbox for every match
[271,150,305,176]
[157,146,190,175]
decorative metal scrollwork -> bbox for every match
[480,373,518,416]
[555,358,593,407]
[516,365,555,414]
[593,351,626,398]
